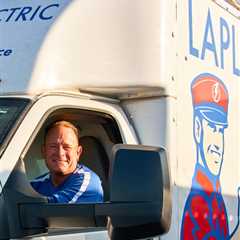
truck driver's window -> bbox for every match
[23,108,122,203]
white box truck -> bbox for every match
[0,0,240,239]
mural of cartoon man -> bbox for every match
[181,73,232,239]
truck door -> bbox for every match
[0,94,137,239]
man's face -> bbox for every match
[201,118,225,176]
[42,125,82,175]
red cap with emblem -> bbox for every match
[191,73,228,126]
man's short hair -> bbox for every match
[44,120,80,144]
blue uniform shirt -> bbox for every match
[31,164,103,203]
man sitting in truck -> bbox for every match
[31,120,104,203]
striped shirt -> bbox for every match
[31,164,103,203]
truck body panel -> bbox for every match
[176,0,240,239]
[1,0,240,239]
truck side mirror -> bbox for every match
[107,144,171,240]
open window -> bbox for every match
[23,108,123,201]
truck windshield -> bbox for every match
[0,98,30,146]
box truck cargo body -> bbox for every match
[0,0,240,239]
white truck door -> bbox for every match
[0,94,139,240]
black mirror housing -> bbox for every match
[107,144,172,240]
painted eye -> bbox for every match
[208,122,216,132]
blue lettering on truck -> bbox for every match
[0,49,12,56]
[0,4,59,22]
[188,0,240,76]
[0,3,61,57]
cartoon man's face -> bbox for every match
[195,115,225,176]
[201,118,225,176]
[191,74,229,176]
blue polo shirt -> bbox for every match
[31,164,103,203]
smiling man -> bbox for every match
[181,74,230,239]
[31,121,103,203]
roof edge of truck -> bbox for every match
[0,86,165,101]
